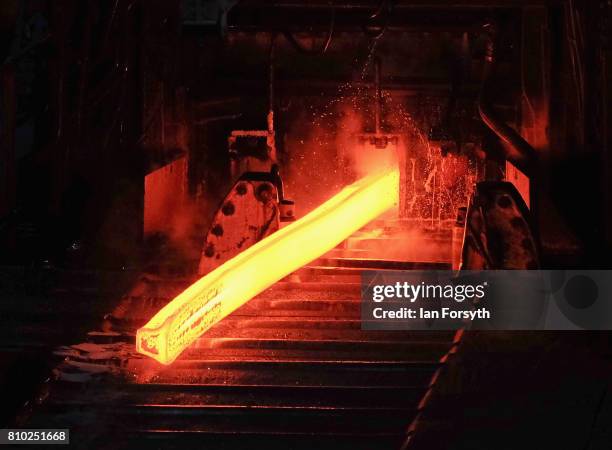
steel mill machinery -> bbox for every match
[2,1,609,450]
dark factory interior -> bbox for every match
[1,0,612,449]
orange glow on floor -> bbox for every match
[136,168,399,365]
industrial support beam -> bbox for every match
[0,65,16,218]
[137,168,399,365]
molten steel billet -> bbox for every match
[136,169,399,365]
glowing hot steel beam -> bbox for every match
[137,169,399,365]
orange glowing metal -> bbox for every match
[136,169,399,364]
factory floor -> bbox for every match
[0,266,139,427]
[1,235,611,449]
[407,331,612,450]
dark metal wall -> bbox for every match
[1,0,145,266]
